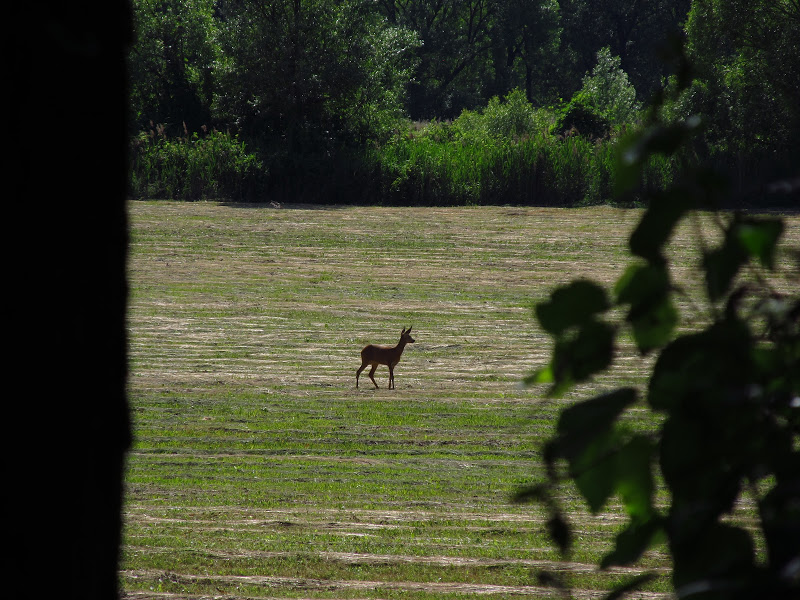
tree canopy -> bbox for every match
[127,0,799,205]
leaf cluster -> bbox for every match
[519,39,800,600]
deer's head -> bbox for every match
[401,326,415,344]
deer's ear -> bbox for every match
[401,327,406,334]
[407,326,412,333]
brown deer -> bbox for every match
[356,327,415,389]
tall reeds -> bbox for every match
[374,123,667,206]
[128,112,676,205]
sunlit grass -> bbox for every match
[122,201,799,599]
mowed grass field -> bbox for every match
[121,201,799,600]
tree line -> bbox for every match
[127,0,799,205]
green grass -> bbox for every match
[122,201,799,599]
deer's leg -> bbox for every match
[388,364,395,389]
[368,364,379,388]
[356,362,367,388]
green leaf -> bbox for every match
[571,431,656,518]
[628,187,691,263]
[615,263,677,353]
[536,570,569,591]
[615,263,667,305]
[648,321,752,412]
[511,483,549,504]
[601,516,664,569]
[639,120,699,156]
[542,440,558,481]
[660,415,743,533]
[546,514,572,555]
[567,320,616,381]
[535,280,610,336]
[629,167,728,263]
[616,118,702,197]
[522,366,553,386]
[703,242,747,303]
[557,388,638,450]
[760,463,800,574]
[703,215,782,303]
[647,333,705,411]
[555,389,637,511]
[614,130,647,196]
[572,431,620,513]
[549,319,615,395]
[535,317,616,397]
[629,296,678,354]
[672,524,756,595]
[615,436,656,519]
[737,218,783,269]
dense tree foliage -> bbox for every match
[128,0,217,133]
[678,0,800,200]
[375,0,561,117]
[127,0,798,205]
[213,0,419,150]
[559,0,692,99]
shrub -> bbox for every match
[483,88,538,139]
[129,124,264,200]
[555,47,641,139]
[377,120,622,206]
[553,95,612,140]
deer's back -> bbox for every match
[361,344,400,365]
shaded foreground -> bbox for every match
[122,202,799,599]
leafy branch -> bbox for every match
[518,38,800,600]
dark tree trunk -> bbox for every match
[11,2,132,598]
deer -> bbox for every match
[356,327,415,389]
